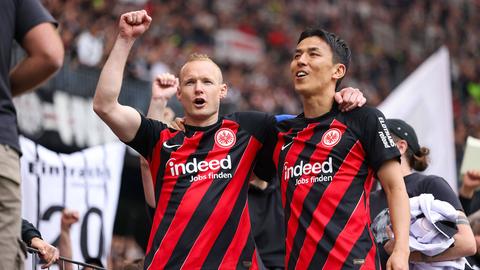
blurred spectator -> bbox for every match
[57,209,105,270]
[58,209,79,270]
[110,235,144,270]
[459,171,480,215]
[76,19,105,67]
[121,257,145,270]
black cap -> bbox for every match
[386,119,421,155]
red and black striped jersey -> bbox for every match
[127,111,276,270]
[258,105,400,270]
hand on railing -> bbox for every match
[27,247,106,270]
[29,237,59,269]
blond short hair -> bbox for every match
[180,53,223,83]
[186,53,213,63]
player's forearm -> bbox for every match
[386,184,410,254]
[140,157,156,208]
[378,161,410,255]
[93,37,134,118]
[147,97,169,122]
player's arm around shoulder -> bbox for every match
[233,111,278,141]
[93,10,152,142]
[377,160,410,270]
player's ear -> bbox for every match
[396,139,408,155]
[219,83,228,99]
[332,63,346,81]
[176,84,182,100]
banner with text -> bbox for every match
[20,136,126,269]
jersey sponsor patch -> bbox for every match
[215,128,236,148]
[166,156,232,177]
[377,117,396,149]
[321,128,342,147]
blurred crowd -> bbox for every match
[42,0,479,136]
[41,0,480,168]
[39,0,479,263]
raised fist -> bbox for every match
[61,209,80,231]
[118,10,152,40]
[152,73,179,100]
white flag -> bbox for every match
[379,46,457,190]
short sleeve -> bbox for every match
[126,113,168,160]
[359,108,400,172]
[15,0,56,43]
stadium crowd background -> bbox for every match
[35,0,480,266]
[41,0,480,167]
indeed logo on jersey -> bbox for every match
[283,157,334,185]
[166,156,233,182]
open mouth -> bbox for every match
[296,71,308,78]
[194,98,206,106]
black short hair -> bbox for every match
[297,28,351,90]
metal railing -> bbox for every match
[27,247,106,270]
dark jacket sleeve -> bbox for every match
[459,195,472,216]
[21,219,42,246]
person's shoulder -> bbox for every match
[420,174,452,188]
[343,105,383,119]
[14,0,56,41]
[410,173,451,191]
[414,173,445,184]
[225,111,275,130]
[342,106,389,132]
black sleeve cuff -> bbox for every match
[21,219,42,246]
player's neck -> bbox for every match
[184,113,219,127]
[301,89,335,118]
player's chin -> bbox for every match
[294,85,311,95]
[190,110,213,119]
